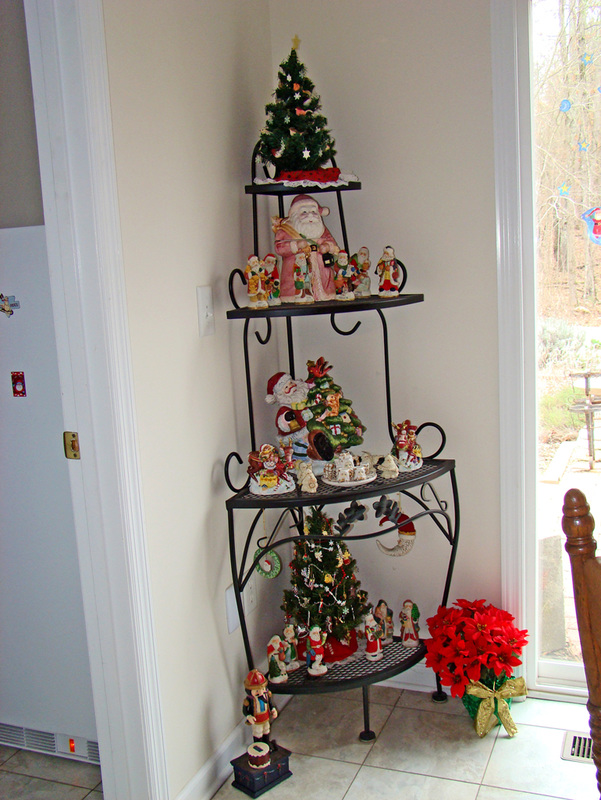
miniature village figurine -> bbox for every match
[267,635,288,683]
[399,599,420,648]
[247,443,295,495]
[242,669,278,745]
[364,611,384,661]
[296,460,318,493]
[375,245,401,297]
[350,247,371,297]
[244,255,269,308]
[378,453,399,479]
[292,251,313,303]
[373,599,393,645]
[333,250,355,301]
[263,253,281,306]
[283,624,300,672]
[306,625,328,675]
[272,194,339,301]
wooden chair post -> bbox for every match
[562,488,601,796]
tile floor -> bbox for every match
[0,746,102,799]
[0,690,595,800]
[213,687,600,800]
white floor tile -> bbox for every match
[483,723,598,800]
[365,705,497,782]
[477,787,574,800]
[508,697,590,731]
[0,771,91,800]
[396,688,466,716]
[346,764,479,800]
[273,693,392,764]
[211,753,359,800]
[0,750,101,790]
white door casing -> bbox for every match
[491,0,586,697]
[24,1,169,796]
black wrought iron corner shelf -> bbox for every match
[224,150,461,740]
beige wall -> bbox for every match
[101,2,276,794]
[0,0,43,228]
[102,0,500,795]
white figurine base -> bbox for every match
[365,651,384,662]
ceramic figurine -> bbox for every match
[263,253,281,306]
[373,599,393,645]
[283,624,300,672]
[376,512,417,557]
[245,255,269,308]
[248,443,295,495]
[350,247,371,297]
[399,599,420,648]
[272,194,339,301]
[333,250,354,301]
[296,461,318,493]
[292,251,313,304]
[321,451,376,485]
[242,669,278,745]
[378,453,399,479]
[375,245,401,297]
[392,420,423,472]
[267,635,288,683]
[364,611,384,661]
[306,625,328,675]
[265,371,314,461]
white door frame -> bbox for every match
[492,0,586,699]
[24,2,169,796]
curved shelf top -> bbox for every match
[268,639,426,695]
[245,180,361,197]
[227,292,424,321]
[226,458,455,510]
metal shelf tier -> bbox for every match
[226,458,454,510]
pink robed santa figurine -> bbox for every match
[272,194,340,302]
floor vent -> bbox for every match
[0,724,100,764]
[87,740,101,764]
[562,730,594,763]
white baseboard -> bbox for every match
[379,662,439,694]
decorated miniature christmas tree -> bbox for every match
[305,357,365,452]
[257,48,338,180]
[282,507,369,660]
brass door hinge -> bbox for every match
[63,431,81,459]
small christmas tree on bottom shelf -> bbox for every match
[282,507,369,663]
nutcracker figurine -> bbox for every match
[242,669,278,746]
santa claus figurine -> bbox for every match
[375,245,401,297]
[272,194,339,301]
[364,611,384,661]
[350,246,371,297]
[399,599,420,648]
[305,626,327,676]
[262,253,281,306]
[265,371,313,460]
[245,254,269,308]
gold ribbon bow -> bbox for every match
[465,677,527,738]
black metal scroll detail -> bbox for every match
[224,451,249,494]
[255,317,272,345]
[228,268,247,310]
[415,422,447,458]
[330,313,362,336]
[396,259,408,293]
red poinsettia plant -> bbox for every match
[425,599,528,699]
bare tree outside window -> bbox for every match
[534,0,601,667]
